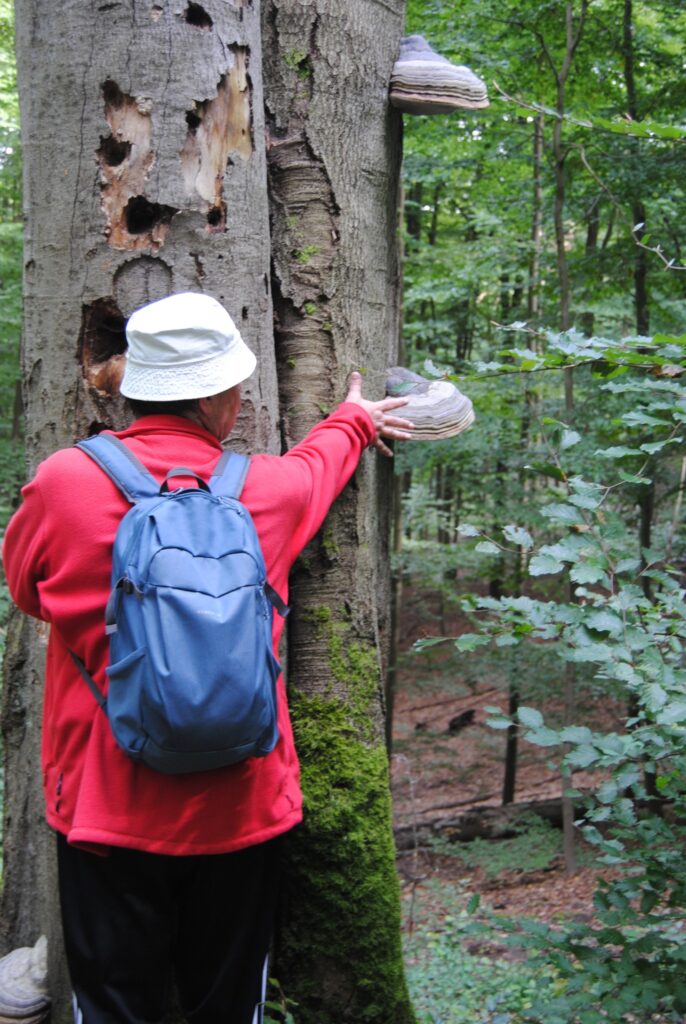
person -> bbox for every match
[2,291,413,1024]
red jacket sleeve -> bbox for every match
[243,402,376,568]
[3,473,51,620]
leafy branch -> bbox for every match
[492,81,686,143]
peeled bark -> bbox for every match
[4,1,411,1021]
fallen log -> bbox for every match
[394,793,593,851]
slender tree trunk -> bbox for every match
[623,0,650,335]
[405,181,423,242]
[427,182,441,246]
[543,0,590,875]
[386,471,404,755]
[581,195,600,336]
[4,2,412,1021]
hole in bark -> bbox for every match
[98,135,132,167]
[241,306,249,320]
[185,109,201,133]
[125,196,176,235]
[87,421,109,435]
[185,3,212,28]
[102,79,125,109]
[206,203,226,231]
[79,298,127,396]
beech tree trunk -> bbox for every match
[262,4,412,1020]
[3,2,412,1022]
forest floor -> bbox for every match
[389,587,623,937]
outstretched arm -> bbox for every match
[343,371,414,457]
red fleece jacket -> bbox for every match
[3,404,375,855]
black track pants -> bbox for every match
[57,833,282,1024]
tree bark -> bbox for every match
[262,3,413,1020]
[540,0,589,876]
[526,114,543,328]
[4,1,412,1021]
[622,0,649,335]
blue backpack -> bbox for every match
[69,433,288,774]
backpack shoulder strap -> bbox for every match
[76,434,160,503]
[208,450,250,499]
[209,449,289,619]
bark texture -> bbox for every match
[5,0,411,1021]
[261,1,412,1021]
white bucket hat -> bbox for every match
[120,292,256,401]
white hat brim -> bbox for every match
[120,344,256,401]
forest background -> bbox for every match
[1,1,686,1023]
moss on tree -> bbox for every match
[276,606,415,1024]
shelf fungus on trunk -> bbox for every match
[385,366,475,440]
[0,936,50,1023]
[389,35,489,115]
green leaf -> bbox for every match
[559,725,593,743]
[568,642,613,663]
[622,411,672,427]
[486,715,511,730]
[641,438,682,454]
[568,492,601,510]
[615,557,641,574]
[570,563,608,584]
[619,471,652,485]
[524,726,560,747]
[454,633,491,652]
[595,446,642,458]
[584,610,623,634]
[467,893,481,914]
[475,540,500,555]
[529,552,565,576]
[656,701,686,725]
[457,523,480,537]
[414,637,450,652]
[560,428,581,449]
[566,745,599,769]
[647,684,668,710]
[502,523,534,549]
[540,503,585,524]
[524,461,566,482]
[518,706,544,728]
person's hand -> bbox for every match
[344,371,414,457]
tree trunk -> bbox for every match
[580,195,600,336]
[262,4,412,1020]
[5,1,412,1021]
[544,1,590,876]
[526,112,544,328]
[622,0,649,336]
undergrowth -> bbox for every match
[428,813,566,879]
[403,879,549,1024]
